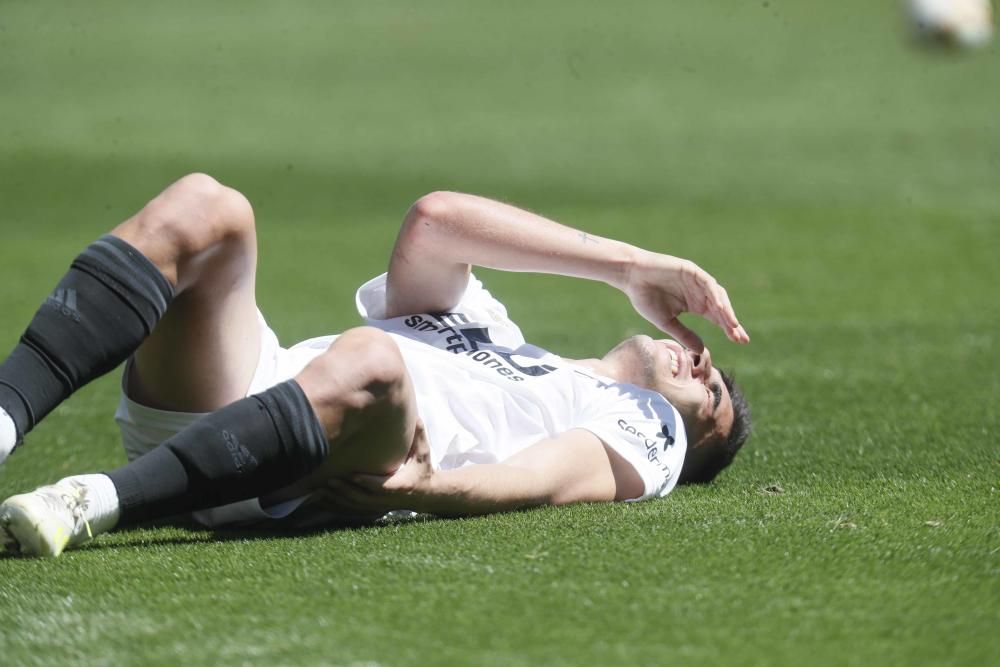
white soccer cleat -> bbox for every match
[0,480,95,557]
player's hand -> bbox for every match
[318,420,437,515]
[623,250,749,352]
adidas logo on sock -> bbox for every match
[222,430,258,474]
[45,289,81,322]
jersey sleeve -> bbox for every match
[355,272,527,348]
[575,385,687,501]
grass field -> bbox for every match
[1,1,998,665]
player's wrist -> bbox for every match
[415,470,467,516]
[606,243,643,292]
[618,246,664,294]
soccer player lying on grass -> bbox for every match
[0,174,752,557]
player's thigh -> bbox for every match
[126,224,261,413]
[127,282,261,412]
[116,173,263,412]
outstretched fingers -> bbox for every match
[706,281,749,344]
[660,267,749,349]
[683,262,747,344]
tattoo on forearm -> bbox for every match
[579,232,599,245]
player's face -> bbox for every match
[604,336,734,448]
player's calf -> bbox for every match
[0,234,174,455]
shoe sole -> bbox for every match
[0,495,70,557]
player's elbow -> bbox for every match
[409,191,457,224]
[393,192,460,265]
[401,191,459,245]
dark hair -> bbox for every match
[678,368,752,484]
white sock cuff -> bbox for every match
[64,473,121,533]
[0,407,16,463]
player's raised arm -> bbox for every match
[384,191,748,352]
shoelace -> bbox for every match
[68,486,93,541]
[51,483,93,541]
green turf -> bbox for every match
[1,1,997,665]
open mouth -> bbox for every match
[661,341,688,378]
[666,348,680,377]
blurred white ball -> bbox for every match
[907,0,995,48]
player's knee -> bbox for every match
[307,327,407,411]
[338,327,407,394]
[137,173,255,258]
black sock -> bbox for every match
[106,380,329,526]
[0,235,173,443]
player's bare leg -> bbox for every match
[0,174,270,556]
[0,173,261,465]
[111,172,262,413]
[0,326,419,556]
[2,177,418,556]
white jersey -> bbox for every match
[351,273,687,501]
[115,272,689,527]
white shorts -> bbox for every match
[113,312,337,527]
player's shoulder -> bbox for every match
[567,372,687,500]
[569,369,686,453]
[569,366,672,407]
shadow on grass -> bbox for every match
[0,509,448,558]
[0,504,444,560]
[1,502,562,558]
[126,512,444,549]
